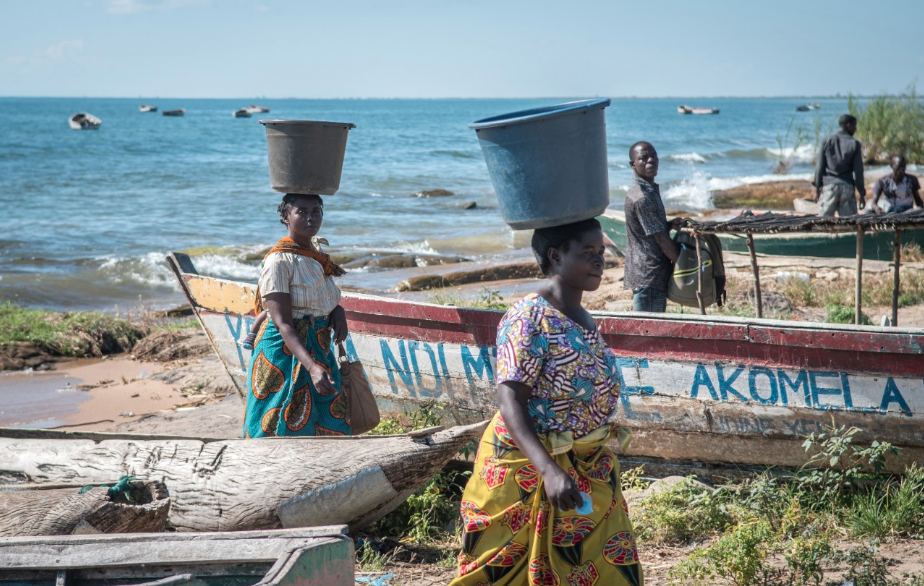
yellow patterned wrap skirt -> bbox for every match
[450,412,642,586]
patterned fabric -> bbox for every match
[449,413,642,586]
[496,294,621,439]
[873,174,920,213]
[624,176,672,291]
[243,314,351,438]
[257,243,343,320]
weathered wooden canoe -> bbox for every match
[0,479,169,537]
[598,209,924,261]
[166,252,924,475]
[0,422,484,532]
[0,525,353,586]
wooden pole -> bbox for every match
[855,226,864,326]
[746,232,763,319]
[695,233,706,315]
[892,229,901,327]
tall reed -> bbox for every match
[848,84,924,164]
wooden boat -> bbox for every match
[166,252,924,475]
[678,105,719,115]
[234,108,253,118]
[0,422,483,532]
[248,105,271,113]
[0,526,353,586]
[163,109,185,117]
[139,104,158,112]
[599,208,924,261]
[68,113,101,130]
[0,480,169,537]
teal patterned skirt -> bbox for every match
[243,314,352,437]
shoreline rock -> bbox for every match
[413,189,454,197]
[711,180,813,210]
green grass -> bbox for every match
[161,318,200,331]
[825,304,873,325]
[0,302,145,356]
[849,84,924,164]
[426,287,509,311]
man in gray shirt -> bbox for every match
[813,114,866,217]
[624,141,680,312]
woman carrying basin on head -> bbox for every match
[451,218,642,586]
[243,193,352,438]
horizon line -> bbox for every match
[0,94,869,100]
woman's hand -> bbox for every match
[309,362,337,396]
[497,381,582,511]
[330,305,348,345]
[542,464,582,512]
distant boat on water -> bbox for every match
[796,103,821,112]
[68,112,101,130]
[678,105,719,115]
[247,105,270,113]
[162,108,185,117]
[139,104,158,113]
[233,108,252,118]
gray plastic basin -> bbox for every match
[260,120,356,195]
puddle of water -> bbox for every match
[0,370,89,427]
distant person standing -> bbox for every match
[813,114,866,216]
[870,155,922,214]
[624,141,680,312]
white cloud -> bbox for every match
[42,39,84,61]
[3,39,85,69]
[106,0,210,14]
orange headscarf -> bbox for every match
[254,237,346,314]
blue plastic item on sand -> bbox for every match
[469,98,611,230]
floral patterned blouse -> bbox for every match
[496,294,621,438]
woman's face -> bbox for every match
[550,228,606,291]
[283,195,323,242]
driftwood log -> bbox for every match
[0,422,486,532]
[0,480,169,536]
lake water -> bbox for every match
[0,97,881,312]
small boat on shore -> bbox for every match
[162,109,185,117]
[598,208,924,261]
[0,526,353,586]
[0,422,484,532]
[248,104,270,113]
[68,113,101,130]
[139,104,157,112]
[233,108,252,118]
[166,252,924,475]
[678,105,719,115]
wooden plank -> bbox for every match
[856,225,864,325]
[747,232,763,318]
[893,229,901,326]
[0,531,348,569]
[695,233,706,315]
[0,424,484,532]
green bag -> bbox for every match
[667,232,726,308]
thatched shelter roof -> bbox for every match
[684,210,924,235]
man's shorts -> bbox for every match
[818,183,858,217]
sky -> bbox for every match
[2,0,923,99]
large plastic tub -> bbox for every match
[469,98,611,230]
[260,120,356,195]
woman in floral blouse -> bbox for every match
[451,218,642,586]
